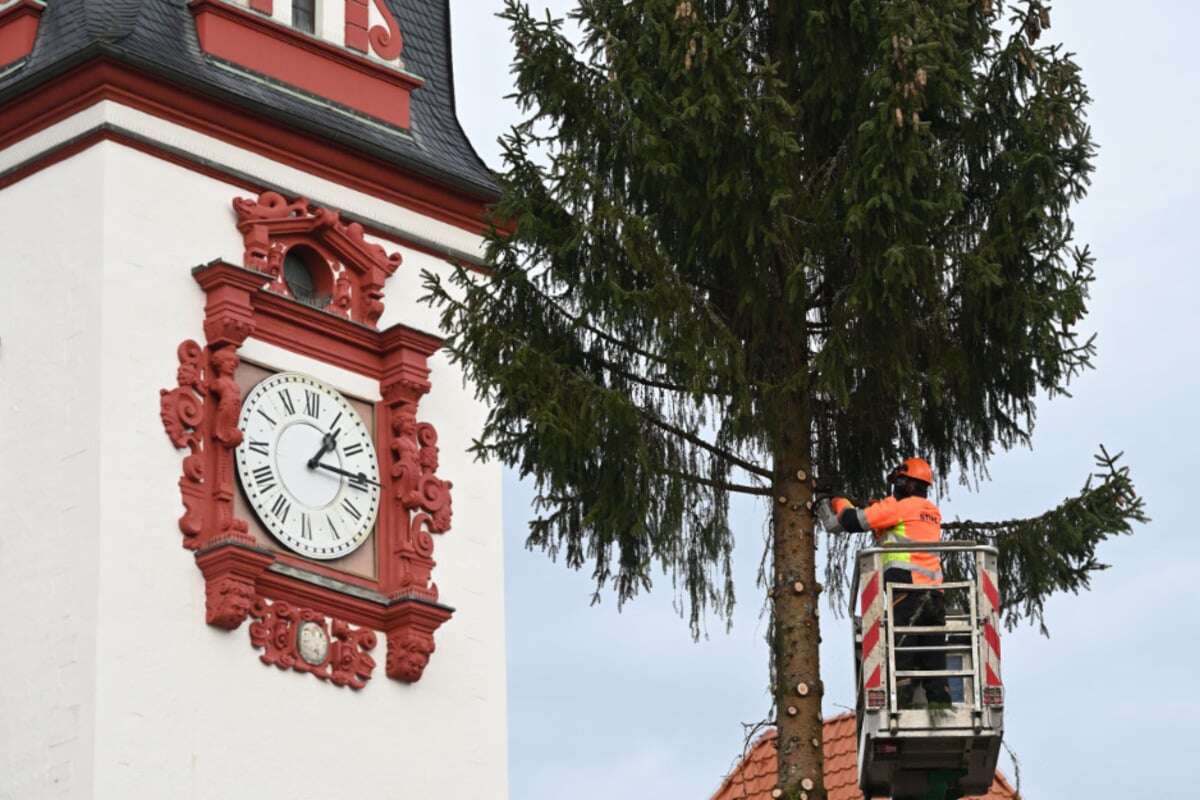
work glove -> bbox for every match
[815,498,844,533]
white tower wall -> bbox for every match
[0,147,106,800]
[0,133,508,799]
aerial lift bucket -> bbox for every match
[851,542,1004,799]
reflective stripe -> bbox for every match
[881,522,911,566]
[879,521,943,583]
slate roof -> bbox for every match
[709,715,1018,800]
[0,0,499,200]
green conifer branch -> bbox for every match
[942,446,1149,633]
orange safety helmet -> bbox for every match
[894,457,934,486]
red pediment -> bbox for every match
[233,190,403,328]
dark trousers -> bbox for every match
[885,568,951,705]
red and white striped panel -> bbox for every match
[979,565,1002,688]
[859,569,885,693]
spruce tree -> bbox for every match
[426,1,1147,796]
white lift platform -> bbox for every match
[851,542,1004,799]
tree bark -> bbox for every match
[772,411,824,799]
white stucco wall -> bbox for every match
[1,136,507,799]
[0,148,105,800]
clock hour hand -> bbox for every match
[313,461,381,488]
[306,428,341,469]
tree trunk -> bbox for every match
[772,414,824,799]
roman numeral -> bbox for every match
[270,495,291,524]
[343,442,363,457]
[348,478,368,493]
[252,465,275,493]
[341,498,363,521]
[326,515,341,540]
[256,409,277,427]
[329,412,343,431]
[300,514,312,540]
[304,390,320,419]
[248,439,270,456]
[278,390,296,415]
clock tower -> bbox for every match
[0,2,508,798]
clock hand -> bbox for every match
[306,428,342,469]
[314,461,381,488]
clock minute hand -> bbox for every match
[314,461,381,488]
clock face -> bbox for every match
[235,372,381,560]
[296,621,330,666]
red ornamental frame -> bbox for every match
[159,193,454,688]
[232,191,403,327]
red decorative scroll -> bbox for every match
[249,598,378,689]
[387,402,453,601]
[232,191,402,327]
[344,0,403,61]
[160,341,254,551]
[367,0,403,60]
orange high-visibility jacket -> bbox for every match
[862,496,944,585]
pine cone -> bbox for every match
[1024,14,1042,43]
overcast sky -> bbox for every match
[449,2,1199,797]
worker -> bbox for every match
[817,458,951,708]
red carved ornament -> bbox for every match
[160,339,254,550]
[159,200,457,688]
[233,191,402,328]
[249,598,378,690]
[344,0,403,61]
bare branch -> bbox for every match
[639,409,772,479]
[660,468,773,497]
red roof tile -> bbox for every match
[709,714,1017,800]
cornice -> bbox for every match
[0,56,499,229]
